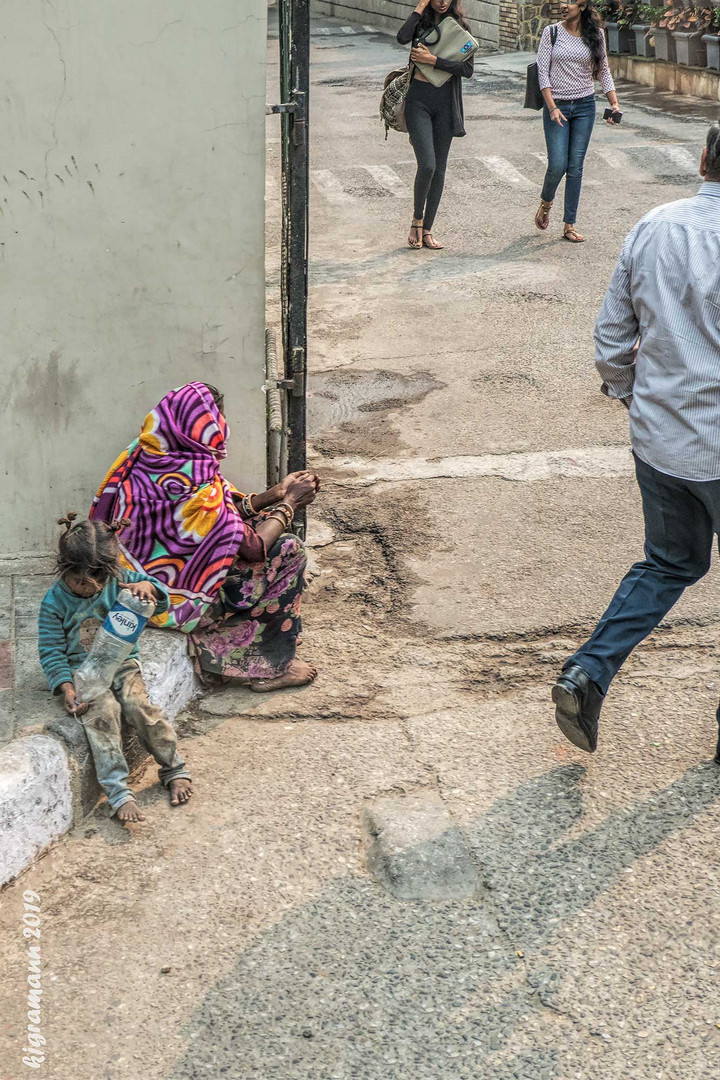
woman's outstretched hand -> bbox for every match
[278,470,318,500]
[410,43,437,65]
[284,471,320,509]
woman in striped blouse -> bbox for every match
[534,1,621,243]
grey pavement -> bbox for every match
[2,13,720,1080]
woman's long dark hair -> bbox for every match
[579,2,605,81]
[417,0,470,34]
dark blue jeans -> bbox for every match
[566,454,720,694]
[541,94,596,225]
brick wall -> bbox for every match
[311,0,501,52]
[499,0,519,50]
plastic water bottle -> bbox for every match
[74,589,156,703]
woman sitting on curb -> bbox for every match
[90,382,320,691]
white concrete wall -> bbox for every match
[312,0,500,51]
[0,0,268,556]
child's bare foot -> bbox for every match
[249,659,318,693]
[169,778,193,806]
[116,799,145,823]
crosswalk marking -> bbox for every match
[341,25,356,34]
[364,164,405,196]
[479,156,533,188]
[363,25,376,33]
[595,146,646,182]
[313,27,331,35]
[658,144,699,172]
[311,169,354,204]
[308,143,702,207]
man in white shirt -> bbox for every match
[553,123,720,757]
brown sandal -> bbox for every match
[408,222,423,249]
[535,199,553,231]
[422,230,444,250]
[563,224,585,243]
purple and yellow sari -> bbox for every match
[90,383,305,680]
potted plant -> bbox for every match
[702,4,720,70]
[673,4,712,66]
[651,0,682,61]
[632,3,662,54]
[606,0,636,51]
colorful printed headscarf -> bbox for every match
[90,383,246,632]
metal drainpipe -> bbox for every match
[265,327,285,489]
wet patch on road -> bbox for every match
[316,74,377,88]
[309,369,443,457]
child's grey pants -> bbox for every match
[78,660,190,813]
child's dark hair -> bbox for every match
[56,513,130,583]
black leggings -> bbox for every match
[405,78,455,232]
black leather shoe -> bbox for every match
[552,664,604,753]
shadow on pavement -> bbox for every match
[169,762,720,1079]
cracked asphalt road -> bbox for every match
[2,13,720,1080]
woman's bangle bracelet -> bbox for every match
[239,493,258,518]
[274,501,295,523]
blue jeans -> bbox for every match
[541,94,596,225]
[566,454,720,694]
[79,660,190,811]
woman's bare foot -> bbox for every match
[422,230,444,249]
[116,799,145,823]
[249,658,318,692]
[169,778,193,806]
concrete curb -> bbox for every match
[0,735,73,885]
[0,629,202,888]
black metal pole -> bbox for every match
[279,0,309,537]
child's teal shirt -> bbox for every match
[38,572,170,694]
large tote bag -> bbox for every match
[414,17,480,87]
[524,25,557,110]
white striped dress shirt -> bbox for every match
[595,182,720,481]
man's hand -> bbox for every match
[125,580,159,604]
[60,682,89,717]
[410,43,437,65]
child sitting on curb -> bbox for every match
[37,514,193,823]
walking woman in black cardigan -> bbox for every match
[397,0,474,250]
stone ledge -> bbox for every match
[608,53,720,102]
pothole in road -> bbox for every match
[473,371,542,394]
[309,369,443,456]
